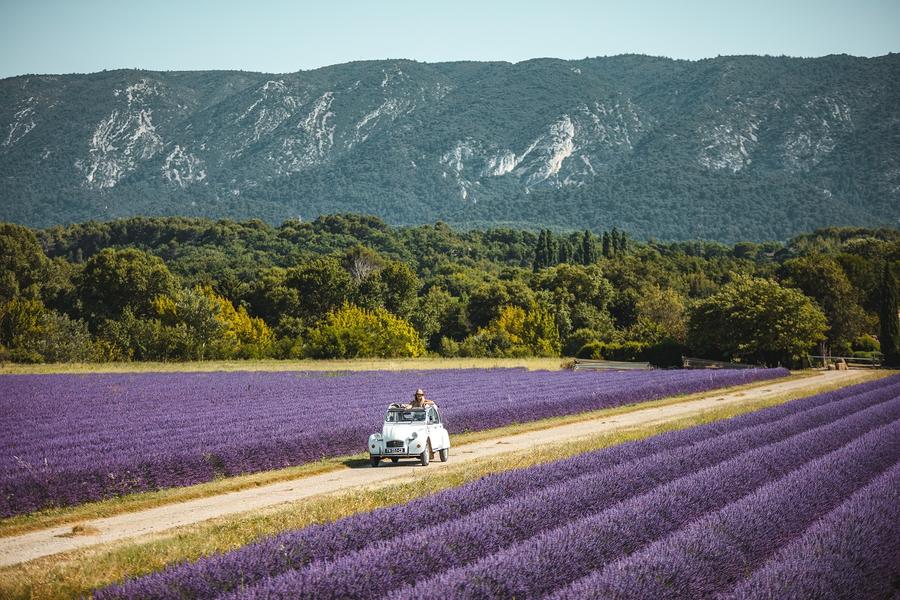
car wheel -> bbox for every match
[390,457,399,463]
[370,456,381,467]
[439,447,449,462]
[420,443,431,466]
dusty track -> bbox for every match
[0,370,868,567]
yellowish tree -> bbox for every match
[199,287,273,353]
[305,303,424,358]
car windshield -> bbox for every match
[385,409,426,423]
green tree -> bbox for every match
[563,327,603,356]
[341,245,385,283]
[534,264,613,312]
[0,223,50,304]
[241,267,295,325]
[879,263,900,367]
[611,227,622,255]
[411,287,465,351]
[456,304,561,357]
[835,253,882,313]
[619,232,629,254]
[25,309,96,363]
[197,287,273,357]
[305,303,424,358]
[558,240,574,264]
[468,280,535,329]
[545,230,558,267]
[378,261,420,320]
[102,289,223,361]
[688,275,827,365]
[532,229,560,271]
[629,284,688,344]
[780,256,867,354]
[0,298,95,363]
[579,230,598,265]
[281,257,354,324]
[520,305,562,356]
[99,309,170,361]
[103,286,273,361]
[533,230,548,271]
[74,248,178,329]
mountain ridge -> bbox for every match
[2,54,898,241]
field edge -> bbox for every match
[0,357,567,375]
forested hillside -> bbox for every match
[2,215,898,366]
[2,55,899,240]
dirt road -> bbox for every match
[0,369,869,567]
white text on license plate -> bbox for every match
[385,447,404,454]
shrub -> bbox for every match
[643,339,690,368]
[0,298,96,363]
[576,339,688,367]
[577,341,648,361]
[456,305,561,358]
[853,334,880,352]
[563,328,603,357]
[304,303,424,358]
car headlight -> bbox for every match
[373,433,383,440]
[408,431,418,440]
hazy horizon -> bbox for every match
[4,51,899,79]
[2,0,899,79]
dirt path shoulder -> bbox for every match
[0,369,869,568]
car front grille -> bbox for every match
[386,440,404,448]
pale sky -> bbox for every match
[1,0,899,78]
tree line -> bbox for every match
[1,215,898,367]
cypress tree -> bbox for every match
[611,227,621,254]
[602,231,612,258]
[581,230,597,265]
[545,230,558,267]
[533,230,547,271]
[879,263,900,367]
[559,240,573,264]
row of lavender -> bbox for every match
[97,374,900,600]
[0,367,786,516]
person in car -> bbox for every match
[410,388,435,408]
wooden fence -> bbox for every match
[807,355,882,369]
[572,358,652,371]
[681,356,760,370]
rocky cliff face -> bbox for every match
[1,55,898,241]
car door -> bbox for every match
[427,407,444,449]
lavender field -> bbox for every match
[96,374,900,600]
[0,367,787,517]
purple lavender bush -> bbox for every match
[727,462,900,600]
[549,410,900,599]
[389,388,900,600]
[98,370,863,600]
[0,367,787,516]
[95,375,900,600]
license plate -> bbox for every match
[384,447,405,454]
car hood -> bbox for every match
[381,423,426,440]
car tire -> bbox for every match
[420,443,431,466]
[439,447,449,462]
[390,457,399,463]
[370,456,381,467]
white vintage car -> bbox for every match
[368,404,451,466]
